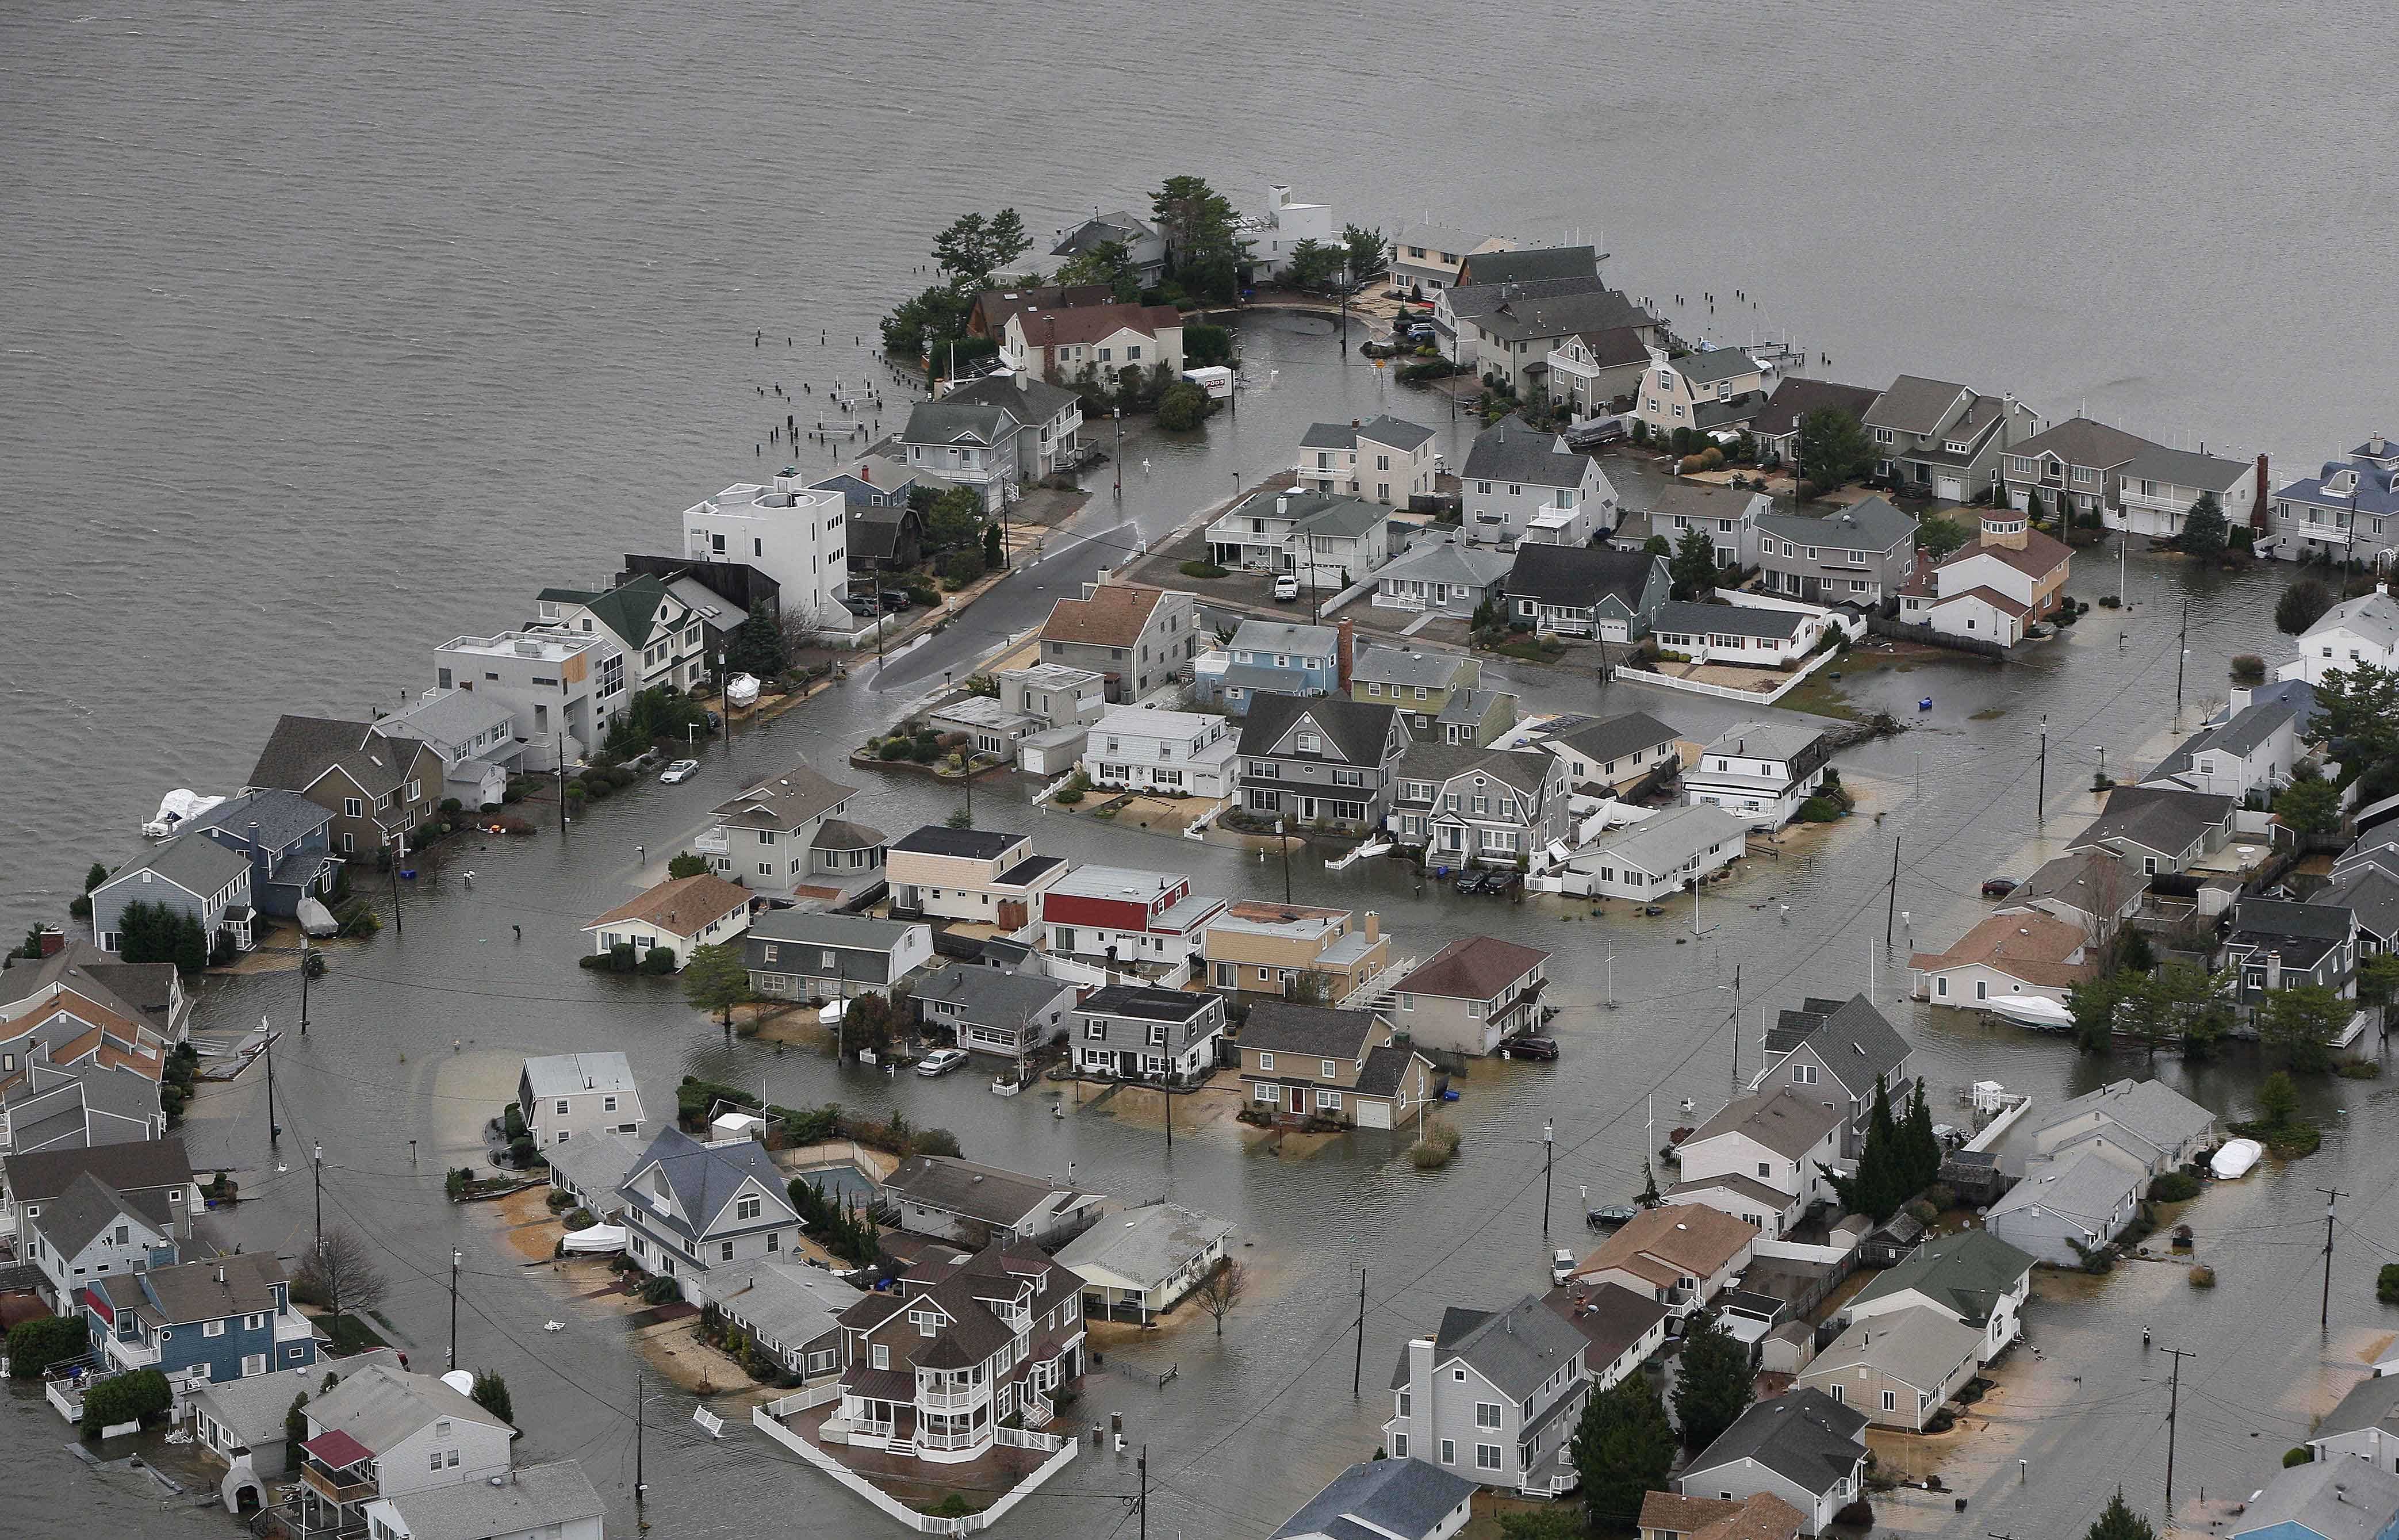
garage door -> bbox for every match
[1356,1100,1392,1131]
[1935,474,1964,501]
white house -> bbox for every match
[1081,704,1239,798]
[1296,416,1437,506]
[1844,1228,2034,1366]
[1896,511,2072,648]
[1631,346,1771,439]
[1239,182,1335,280]
[1684,722,1831,829]
[1668,1087,1844,1228]
[1002,301,1186,382]
[517,1052,645,1151]
[1205,488,1394,587]
[296,1365,516,1538]
[2140,689,2308,802]
[431,629,626,772]
[363,1463,604,1540]
[680,470,850,627]
[1676,1390,1868,1538]
[616,1128,805,1306]
[375,689,522,811]
[1649,600,1828,666]
[1056,1202,1235,1324]
[1461,415,1618,548]
[581,873,752,970]
[1387,221,1514,295]
[2112,446,2258,542]
[2278,589,2399,686]
[1557,802,1746,901]
[532,574,710,695]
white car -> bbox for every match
[1549,1247,1577,1286]
[914,1048,968,1078]
[1272,574,1302,602]
[658,759,700,784]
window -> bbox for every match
[1881,1389,1898,1411]
[430,1451,444,1472]
[1439,1439,1457,1465]
[344,797,363,819]
[1257,1052,1274,1071]
[1391,1432,1409,1458]
[872,1344,889,1369]
[1792,1063,1818,1086]
[737,1196,761,1220]
[1476,1444,1501,1470]
[1476,1401,1501,1429]
[1397,1391,1412,1417]
[203,1319,226,1338]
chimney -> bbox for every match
[859,462,871,485]
[1364,910,1380,942]
[1338,619,1356,689]
[1408,1335,1435,1389]
[2253,453,2272,531]
[2266,949,2282,991]
[248,821,263,863]
[2374,434,2389,456]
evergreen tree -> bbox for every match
[1903,1081,1942,1195]
[1669,525,1720,600]
[1572,1373,1676,1535]
[723,599,787,679]
[2083,1489,2157,1540]
[470,1370,513,1425]
[983,521,1003,567]
[1672,1313,1755,1452]
[2176,492,2229,558]
[173,911,209,974]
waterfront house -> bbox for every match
[1557,802,1746,902]
[884,825,1064,930]
[1749,378,1884,473]
[2225,897,2357,1013]
[363,1459,605,1540]
[1203,901,1388,1000]
[910,964,1079,1068]
[1999,416,2159,519]
[1631,346,1769,439]
[532,573,709,695]
[1273,1457,1479,1540]
[429,630,625,773]
[880,1155,1101,1249]
[186,1349,402,1488]
[928,693,1045,767]
[1237,1001,1436,1129]
[373,689,522,811]
[1543,1281,1672,1395]
[830,494,926,577]
[543,1132,643,1223]
[1070,982,1225,1082]
[1204,488,1393,589]
[1436,277,1660,390]
[3,1138,194,1277]
[1461,415,1618,548]
[715,1261,863,1384]
[1569,1205,1758,1316]
[744,911,933,1003]
[1861,377,2040,503]
[2279,590,2399,687]
[1754,497,1918,607]
[899,371,1082,511]
[1388,745,1570,872]
[822,1238,1085,1468]
[1056,1202,1233,1324]
[0,962,174,1159]
[2114,445,2260,542]
[968,282,1116,339]
[1795,1307,1982,1431]
[1239,182,1337,282]
[1516,711,1692,795]
[1685,722,1831,829]
[679,469,850,629]
[1081,704,1239,797]
[1003,300,1185,382]
[1370,531,1513,620]
[1036,580,1200,702]
[516,1052,644,1151]
[616,1127,803,1307]
[1048,211,1167,286]
[2266,434,2399,566]
[1545,325,1653,417]
[1749,995,1915,1160]
[1846,1229,2034,1363]
[1390,937,1551,1057]
[581,872,751,970]
[1677,1389,1868,1536]
[1384,1293,1592,1496]
[0,941,190,1047]
[1504,545,1672,639]
[1044,865,1226,974]
[1388,221,1514,295]
[85,1252,317,1394]
[1982,1149,2144,1266]
[2068,784,2237,876]
[703,762,871,899]
[1638,1492,1807,1540]
[1650,600,1828,666]
[1626,482,1769,573]
[995,661,1108,740]
[1895,508,2073,646]
[173,790,339,921]
[1668,1087,1844,1230]
[1458,244,1602,289]
[89,836,256,957]
[2305,1376,2399,1473]
[2229,1449,2399,1539]
[1236,694,1411,834]
[1352,644,1481,717]
[2141,691,2309,801]
[1295,416,1438,506]
[1194,617,1352,715]
[295,1363,512,1537]
[1910,910,2094,1009]
[2000,848,2140,935]
[247,714,449,854]
[25,1170,178,1309]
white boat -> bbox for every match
[1984,995,2074,1031]
[725,673,762,708]
[2210,1137,2264,1181]
[560,1223,626,1254]
[296,895,340,939]
[143,788,225,838]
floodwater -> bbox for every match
[7,3,2398,1537]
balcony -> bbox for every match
[917,1383,986,1413]
[301,1464,377,1507]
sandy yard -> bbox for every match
[1061,788,1218,837]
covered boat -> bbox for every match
[296,895,341,939]
[725,673,762,708]
[1984,995,2074,1031]
[559,1224,627,1254]
[143,788,225,838]
[2210,1137,2263,1181]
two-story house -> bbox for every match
[616,1127,804,1307]
[1044,866,1227,975]
[1649,600,1829,666]
[1204,488,1393,589]
[296,1363,513,1538]
[247,714,449,857]
[364,1459,605,1540]
[373,689,523,811]
[899,373,1082,512]
[1438,278,1661,392]
[581,872,753,970]
[1204,902,1389,1001]
[1296,416,1437,506]
[1861,377,2040,503]
[1504,546,1672,640]
[1004,301,1186,382]
[1511,711,1692,795]
[2068,785,2237,876]
[1036,581,1200,702]
[2224,897,2356,1016]
[1631,346,1769,439]
[1236,695,1411,834]
[1388,221,1513,296]
[1352,645,1482,721]
[1071,983,1225,1083]
[1747,378,1883,473]
[516,1052,645,1151]
[173,790,340,921]
[1754,497,1918,606]
[744,911,933,1003]
[89,836,256,957]
[1845,1228,2036,1366]
[1569,1205,1759,1318]
[2278,590,2399,687]
[2114,446,2260,543]
[1197,618,1352,715]
[26,1170,179,1308]
[703,763,869,899]
[1627,482,1769,574]
[1389,937,1551,1057]
[2,1139,195,1275]
[811,462,928,576]
[1999,417,2160,520]
[2267,434,2399,565]
[1750,995,1915,1160]
[1677,1390,1868,1536]
[1048,212,1167,286]
[532,573,708,695]
[1389,745,1570,872]
[1384,1294,1592,1497]
[1237,1002,1435,1130]
[2141,688,2309,802]
[881,1156,1102,1249]
[428,629,626,773]
[1370,531,1515,620]
[1461,415,1619,548]
[884,825,1065,931]
[1545,325,1654,419]
[1665,1087,1844,1239]
[910,965,1079,1069]
[186,1349,402,1490]
[680,469,850,627]
[1685,722,1831,829]
[993,661,1110,772]
[1080,704,1239,798]
[0,980,171,1158]
[85,1252,317,1395]
[1793,1307,1985,1434]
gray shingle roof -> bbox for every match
[1237,694,1401,767]
[1504,545,1660,608]
[2118,444,2252,494]
[1459,246,1599,286]
[1750,378,1883,439]
[380,1461,604,1540]
[1756,495,1918,553]
[2324,865,2399,943]
[1863,376,1972,436]
[1352,645,1471,690]
[912,964,1073,1024]
[1401,1293,1586,1401]
[1760,994,1911,1101]
[889,824,1021,860]
[99,1251,289,1326]
[1576,802,1746,878]
[939,371,1080,424]
[2008,416,2158,471]
[901,399,1011,447]
[1547,711,1682,764]
[193,1351,405,1447]
[620,1126,788,1242]
[1056,1202,1233,1290]
[174,788,333,851]
[104,835,251,900]
[716,1261,864,1351]
[1240,1002,1379,1059]
[1806,1305,1984,1395]
[711,763,857,830]
[2071,786,2236,856]
[1685,1389,1868,1496]
[2235,1454,2399,1540]
[308,1363,510,1455]
[2304,591,2399,652]
[1674,347,1761,386]
[883,1155,1082,1228]
[1467,286,1654,346]
[1653,600,1806,640]
[1988,1148,2143,1228]
[2,1137,191,1207]
[1462,415,1587,488]
[1688,1086,1844,1159]
[1299,415,1435,453]
[1272,1457,1478,1540]
[2032,1078,2216,1155]
[520,1051,636,1101]
[1375,533,1513,592]
[33,1171,160,1258]
[746,909,920,953]
[2314,1374,2399,1441]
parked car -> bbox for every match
[840,596,880,619]
[1979,877,2015,898]
[876,589,914,614]
[914,1048,968,1078]
[1484,871,1524,898]
[1453,868,1492,895]
[1586,1203,1639,1229]
[1549,1248,1577,1286]
[1499,1035,1559,1062]
[658,759,700,785]
[1272,574,1302,602]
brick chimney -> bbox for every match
[1363,910,1379,942]
[1337,618,1355,688]
[2252,453,2271,532]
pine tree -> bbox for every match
[2083,1489,2157,1540]
[1572,1373,1676,1535]
[1673,1313,1755,1451]
[1903,1082,1942,1194]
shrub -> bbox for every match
[641,1276,683,1305]
[2339,1058,2383,1079]
[1156,381,1213,431]
[564,1209,596,1231]
[1179,560,1230,580]
[2232,654,2266,683]
[1905,1197,1939,1225]
[8,1315,91,1379]
[470,1370,513,1425]
[908,738,941,764]
[545,1189,574,1212]
[2379,1264,2399,1305]
[641,947,677,975]
[82,1369,171,1434]
[507,1135,538,1167]
[2286,1445,2315,1467]
[668,853,710,879]
[1923,1183,1955,1211]
[2150,1171,2201,1202]
[876,738,909,761]
[1796,796,1843,823]
[2190,1265,2217,1289]
[1832,1500,1873,1530]
[1408,1118,1462,1170]
[1055,770,1090,806]
[939,547,986,585]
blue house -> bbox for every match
[2267,434,2399,566]
[2233,1456,2399,1540]
[85,1252,317,1393]
[1196,619,1347,715]
[174,790,341,920]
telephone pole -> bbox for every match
[2036,715,2048,820]
[634,1372,648,1507]
[2162,1346,2194,1518]
[263,1014,281,1148]
[2174,597,2191,717]
[298,936,312,1036]
[388,833,407,937]
[1352,1266,1367,1397]
[312,1141,324,1255]
[555,733,568,835]
[449,1248,462,1368]
[2321,1186,2348,1327]
[1884,837,1901,948]
[1542,1118,1555,1246]
[1136,1445,1148,1540]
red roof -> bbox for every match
[303,1428,376,1470]
[1015,303,1183,347]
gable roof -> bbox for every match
[248,714,416,798]
[1375,532,1513,592]
[1908,910,2090,986]
[1398,1292,1586,1401]
[1806,1305,1985,1394]
[1987,1148,2143,1228]
[1544,1278,1672,1368]
[940,371,1081,424]
[1504,545,1661,608]
[1645,481,1768,524]
[2119,444,2253,494]
[34,1171,162,1257]
[1688,1086,1844,1159]
[1399,936,1548,1001]
[1850,1229,2034,1324]
[174,788,334,851]
[1459,245,1599,286]
[1469,285,1655,346]
[1463,415,1587,487]
[585,873,750,937]
[1863,376,1972,436]
[1545,711,1683,764]
[1011,301,1183,347]
[1685,1389,1868,1495]
[1299,414,1436,453]
[1575,1204,1758,1284]
[1041,583,1170,648]
[2233,1454,2399,1540]
[2073,784,2236,856]
[2301,589,2399,650]
[2032,1078,2216,1151]
[377,1460,604,1540]
[1272,1457,1478,1540]
[974,283,1115,332]
[1077,982,1216,1022]
[1654,600,1807,641]
[1576,802,1747,876]
[2315,1374,2399,1443]
[1352,644,1472,689]
[97,1251,288,1327]
[191,1350,404,1447]
[746,908,922,953]
[1055,1202,1234,1290]
[1760,994,1911,1099]
[308,1362,509,1454]
[1237,694,1401,765]
[900,397,1011,447]
[911,964,1073,1022]
[619,1126,789,1240]
[1674,347,1761,386]
[2008,416,2157,470]
[539,573,679,650]
[1240,1001,1381,1059]
[709,762,856,830]
[1756,496,1918,553]
[520,1051,637,1101]
[2324,864,2399,942]
[2,1136,191,1206]
[102,835,251,900]
[1750,378,1883,439]
[882,1155,1084,1227]
[2003,847,2133,919]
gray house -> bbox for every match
[174,790,340,920]
[1272,1459,1478,1540]
[1503,545,1672,640]
[703,762,872,899]
[1754,497,1919,607]
[742,911,934,1002]
[1677,1389,1869,1536]
[91,836,256,957]
[615,1127,804,1308]
[2067,786,2237,876]
[1749,378,1884,472]
[1861,376,2040,504]
[1750,994,1915,1160]
[1384,1294,1592,1497]
[1983,1148,2144,1267]
[1236,694,1411,834]
[1388,745,1570,872]
[2224,898,2356,1014]
[2028,1077,2217,1181]
[880,1154,1102,1249]
[911,964,1080,1067]
[1070,983,1225,1084]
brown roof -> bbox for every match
[1573,1204,1757,1284]
[1639,1492,1745,1536]
[1543,1279,1671,1368]
[1910,910,2091,987]
[585,874,751,937]
[1693,1493,1807,1540]
[1687,1086,1845,1159]
[1015,303,1183,347]
[710,763,857,830]
[1040,583,1168,648]
[1398,936,1550,1002]
[1937,527,2072,580]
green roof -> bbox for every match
[539,575,673,649]
[1852,1229,2034,1326]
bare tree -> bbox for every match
[1191,1256,1248,1336]
[777,605,825,660]
[296,1226,389,1320]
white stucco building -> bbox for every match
[682,470,850,629]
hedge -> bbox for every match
[82,1369,171,1434]
[7,1316,90,1378]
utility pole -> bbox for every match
[2321,1186,2348,1327]
[2036,715,2048,821]
[2162,1346,2194,1518]
[719,652,734,759]
[1114,408,1123,496]
[312,1141,324,1255]
[449,1248,462,1368]
[1884,837,1901,948]
[2174,597,2191,717]
[2118,533,2127,612]
[1137,1445,1148,1540]
[1542,1118,1555,1246]
[389,833,406,937]
[263,1014,281,1148]
[634,1372,647,1507]
[555,734,568,836]
[1352,1267,1367,1397]
[299,935,311,1036]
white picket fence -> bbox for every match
[751,1399,1080,1535]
